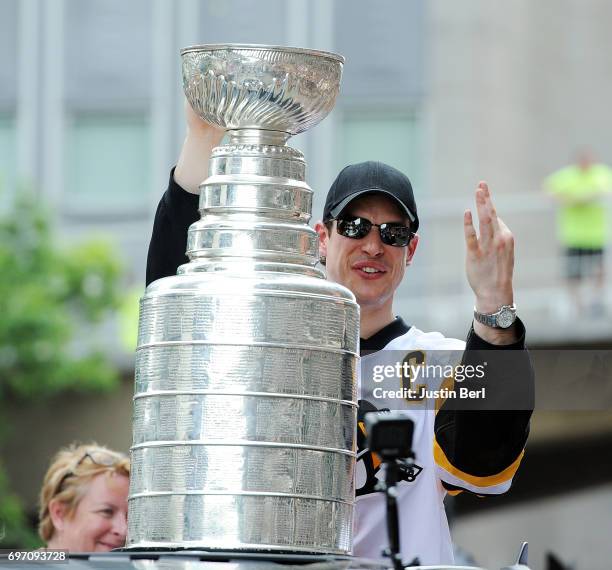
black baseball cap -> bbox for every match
[322,161,419,231]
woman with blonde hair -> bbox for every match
[38,443,130,552]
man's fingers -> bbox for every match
[464,210,479,253]
[475,186,494,244]
[479,181,501,233]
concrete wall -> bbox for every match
[393,0,612,340]
[453,483,612,570]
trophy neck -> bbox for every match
[227,129,291,147]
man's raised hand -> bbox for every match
[464,182,517,343]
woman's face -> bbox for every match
[52,472,129,552]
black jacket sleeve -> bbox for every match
[146,168,200,286]
[434,319,534,495]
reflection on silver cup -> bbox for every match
[126,44,358,554]
[181,44,344,135]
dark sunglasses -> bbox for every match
[335,216,415,247]
[55,450,127,496]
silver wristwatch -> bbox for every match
[473,304,517,329]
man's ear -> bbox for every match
[406,234,419,266]
[314,221,329,258]
[48,498,68,531]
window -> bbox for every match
[200,0,286,45]
[334,0,425,101]
[0,114,16,196]
[338,111,423,193]
[64,113,150,216]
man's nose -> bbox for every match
[360,227,385,256]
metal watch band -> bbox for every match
[473,304,517,329]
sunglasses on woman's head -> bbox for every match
[334,216,415,247]
[55,450,127,496]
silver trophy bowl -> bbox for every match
[181,44,344,135]
[126,45,359,555]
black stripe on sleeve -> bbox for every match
[434,318,534,480]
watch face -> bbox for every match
[497,308,515,328]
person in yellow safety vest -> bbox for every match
[545,149,612,316]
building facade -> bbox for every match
[2,0,612,343]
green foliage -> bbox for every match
[0,461,40,548]
[0,189,125,546]
[0,192,123,400]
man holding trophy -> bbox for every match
[142,45,533,566]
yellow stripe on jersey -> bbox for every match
[433,438,524,487]
[358,420,382,470]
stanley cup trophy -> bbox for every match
[126,45,360,554]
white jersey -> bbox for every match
[353,325,501,566]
